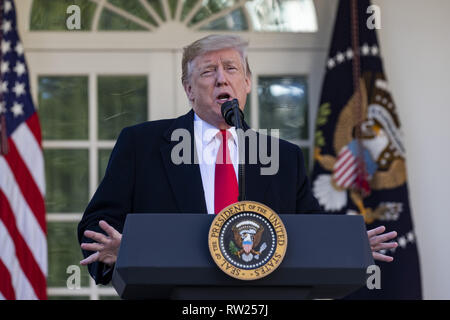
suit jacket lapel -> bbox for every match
[160,110,207,213]
[159,112,273,213]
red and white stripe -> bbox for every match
[333,146,357,188]
[0,113,47,300]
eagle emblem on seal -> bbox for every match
[230,220,267,263]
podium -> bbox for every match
[112,214,373,300]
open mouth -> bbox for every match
[216,93,232,104]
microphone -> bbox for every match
[221,99,244,128]
[220,98,246,202]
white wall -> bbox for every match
[373,0,450,299]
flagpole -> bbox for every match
[350,0,368,198]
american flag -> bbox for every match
[0,0,47,300]
[312,0,422,298]
[332,140,377,194]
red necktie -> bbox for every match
[214,130,238,214]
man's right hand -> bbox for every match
[80,220,122,267]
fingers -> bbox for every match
[370,231,397,246]
[80,251,99,265]
[371,241,398,252]
[373,251,394,262]
[80,242,104,252]
[367,226,397,263]
[83,221,121,242]
[99,220,121,239]
[367,226,386,238]
[83,229,108,244]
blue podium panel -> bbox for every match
[112,214,373,299]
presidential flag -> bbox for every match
[0,0,47,300]
[311,0,422,299]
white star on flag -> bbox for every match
[4,1,12,13]
[1,61,9,73]
[12,81,25,97]
[15,42,24,55]
[371,45,379,56]
[2,20,12,34]
[1,81,8,93]
[14,62,26,77]
[327,58,336,69]
[2,40,11,54]
[346,48,353,59]
[11,102,24,117]
[0,101,6,114]
[361,43,370,56]
[336,52,345,63]
[398,236,407,248]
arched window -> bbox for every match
[30,0,318,32]
[19,0,336,299]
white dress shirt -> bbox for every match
[193,112,239,214]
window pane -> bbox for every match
[245,0,318,32]
[168,0,178,19]
[198,8,248,30]
[30,0,96,31]
[189,7,210,25]
[189,0,240,25]
[38,76,88,140]
[44,149,89,213]
[98,8,147,30]
[258,76,308,141]
[146,0,167,21]
[47,222,90,288]
[108,0,158,26]
[181,0,199,21]
[98,149,113,183]
[98,76,148,140]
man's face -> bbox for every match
[183,48,251,129]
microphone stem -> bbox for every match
[233,105,246,202]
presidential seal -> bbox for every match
[208,201,287,280]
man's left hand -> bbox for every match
[367,226,398,262]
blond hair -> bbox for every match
[181,34,251,85]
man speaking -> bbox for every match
[77,35,397,285]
